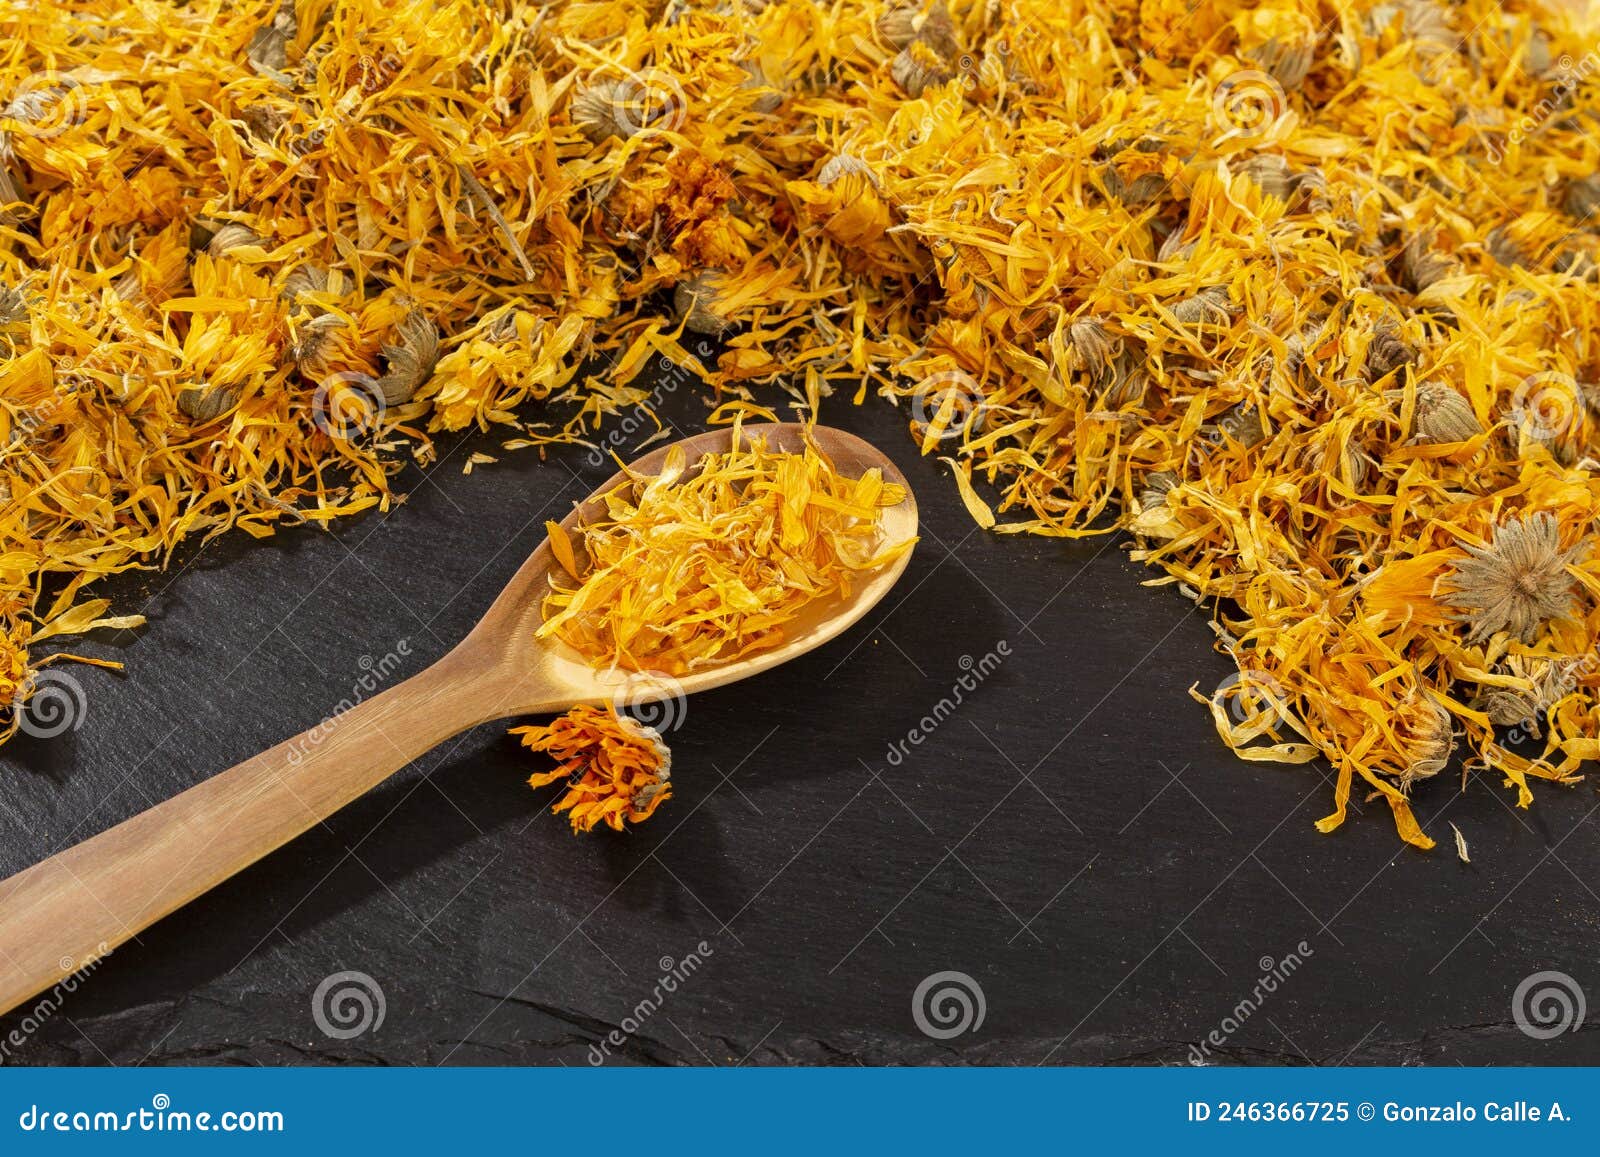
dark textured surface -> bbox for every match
[3,368,1599,1067]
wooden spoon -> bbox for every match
[0,423,917,1015]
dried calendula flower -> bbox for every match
[1367,0,1456,57]
[1234,7,1321,90]
[1237,155,1292,201]
[1402,228,1454,293]
[1485,224,1527,269]
[1564,174,1600,223]
[1411,381,1484,443]
[513,704,672,834]
[205,222,266,257]
[674,270,734,335]
[1067,316,1116,381]
[246,0,296,77]
[1397,696,1453,790]
[571,78,638,142]
[1478,654,1577,734]
[539,423,916,673]
[1364,320,1415,383]
[1171,286,1234,326]
[375,309,439,405]
[1444,512,1588,644]
[176,383,240,423]
[0,283,27,334]
[891,40,953,98]
[878,0,956,53]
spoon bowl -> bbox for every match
[466,422,920,718]
[0,422,917,1015]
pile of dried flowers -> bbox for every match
[540,420,914,673]
[3,0,1599,846]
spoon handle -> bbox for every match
[0,653,493,1015]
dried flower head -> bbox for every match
[376,309,439,405]
[817,154,875,188]
[0,283,27,332]
[891,40,953,98]
[246,0,296,77]
[1156,227,1196,263]
[1412,382,1483,443]
[282,264,329,301]
[1138,471,1178,508]
[1444,512,1588,644]
[878,0,957,54]
[1565,175,1600,223]
[1067,316,1115,381]
[176,384,240,423]
[571,78,636,142]
[1234,7,1321,89]
[1402,228,1453,292]
[1101,349,1149,408]
[1479,655,1577,734]
[513,705,673,835]
[1171,285,1234,326]
[287,312,343,373]
[741,60,784,113]
[205,222,264,257]
[1238,154,1291,201]
[1367,0,1456,58]
[674,270,734,335]
[1485,224,1527,269]
[1364,321,1415,383]
[1397,696,1453,790]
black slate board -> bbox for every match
[3,365,1599,1066]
